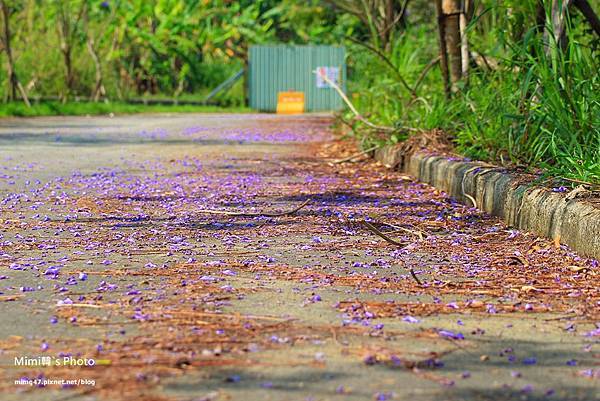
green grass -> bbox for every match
[346,15,600,185]
[0,101,252,118]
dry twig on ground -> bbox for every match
[195,199,310,217]
[361,220,405,246]
[329,145,380,165]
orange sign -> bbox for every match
[276,91,305,114]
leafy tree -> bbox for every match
[0,0,29,105]
[51,0,87,100]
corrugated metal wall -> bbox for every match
[248,45,346,112]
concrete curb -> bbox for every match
[373,146,600,260]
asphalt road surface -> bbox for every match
[0,113,598,401]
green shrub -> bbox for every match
[347,9,600,184]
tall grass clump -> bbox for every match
[346,5,599,184]
[453,21,600,182]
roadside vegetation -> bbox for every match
[0,0,352,108]
[0,0,598,183]
[342,0,600,184]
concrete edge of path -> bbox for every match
[373,146,600,260]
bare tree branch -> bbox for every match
[345,35,417,98]
[413,56,441,93]
[0,0,30,106]
[573,0,600,37]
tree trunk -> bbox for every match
[60,42,73,101]
[382,0,394,52]
[573,0,600,37]
[442,0,463,90]
[86,37,104,101]
[535,0,546,34]
[544,0,574,55]
[460,0,472,79]
[56,1,86,101]
[0,1,29,106]
[435,0,451,98]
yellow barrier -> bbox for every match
[276,91,304,114]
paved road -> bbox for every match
[0,114,598,401]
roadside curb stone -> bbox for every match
[373,146,600,259]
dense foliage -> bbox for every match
[0,0,356,104]
[345,0,600,183]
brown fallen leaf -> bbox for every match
[0,335,23,350]
[0,295,22,302]
[508,255,529,267]
[519,285,542,293]
[565,185,590,201]
[569,266,589,274]
[554,236,561,249]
